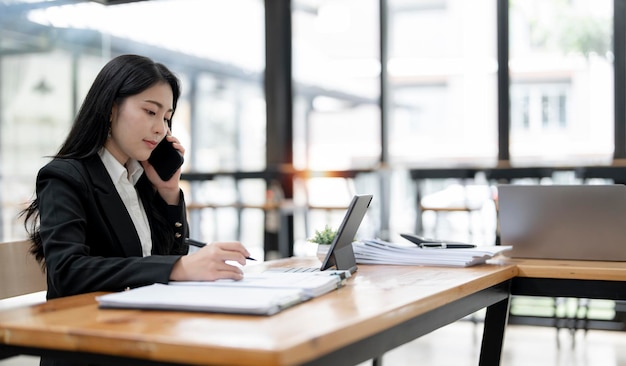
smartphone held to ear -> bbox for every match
[148,138,184,181]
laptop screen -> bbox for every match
[498,184,626,261]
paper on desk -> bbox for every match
[171,272,343,298]
[353,239,512,267]
[96,283,305,315]
[97,272,343,315]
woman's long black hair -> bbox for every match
[20,54,181,266]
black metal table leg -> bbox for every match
[479,284,511,366]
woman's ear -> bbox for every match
[110,103,118,123]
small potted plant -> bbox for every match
[308,225,337,260]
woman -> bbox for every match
[20,54,251,301]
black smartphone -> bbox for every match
[148,138,184,181]
[400,233,468,246]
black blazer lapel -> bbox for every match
[83,155,143,257]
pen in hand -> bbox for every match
[184,238,257,261]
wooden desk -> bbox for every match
[506,258,626,281]
[499,258,626,332]
[0,257,516,366]
[500,258,626,300]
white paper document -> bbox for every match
[97,284,304,315]
[96,272,344,315]
[171,272,344,298]
[353,239,512,267]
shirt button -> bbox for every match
[175,222,182,227]
[175,233,182,238]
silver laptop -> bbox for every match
[498,184,626,261]
[269,194,373,274]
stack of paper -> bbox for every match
[97,284,303,315]
[96,272,344,316]
[171,272,343,298]
[353,239,512,267]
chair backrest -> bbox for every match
[0,240,46,299]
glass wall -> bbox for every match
[509,0,614,165]
[383,0,499,243]
[0,0,266,251]
[0,0,623,253]
[291,0,382,252]
[1,52,82,239]
[387,0,499,167]
[292,0,381,170]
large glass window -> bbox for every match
[387,0,499,166]
[193,75,266,172]
[1,0,622,255]
[509,0,614,165]
[383,0,499,244]
[0,0,265,246]
[1,52,76,239]
[291,0,381,250]
[292,0,381,172]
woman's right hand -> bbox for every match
[170,241,251,281]
[142,134,185,205]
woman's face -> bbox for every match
[105,82,174,166]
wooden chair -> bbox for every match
[0,240,46,300]
[0,240,46,365]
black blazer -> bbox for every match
[36,154,189,299]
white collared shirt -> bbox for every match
[99,148,153,257]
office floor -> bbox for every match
[1,320,625,365]
[367,320,626,366]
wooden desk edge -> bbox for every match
[4,259,626,366]
[497,258,626,281]
[0,263,518,366]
